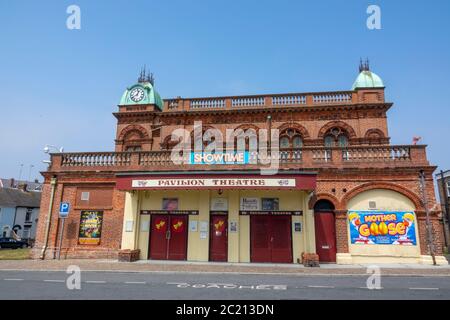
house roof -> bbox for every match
[0,188,41,208]
[0,179,43,192]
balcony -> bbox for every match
[47,145,430,174]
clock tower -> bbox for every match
[114,68,164,152]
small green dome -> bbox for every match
[119,80,164,110]
[352,70,384,90]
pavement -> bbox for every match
[1,259,449,300]
[0,259,450,276]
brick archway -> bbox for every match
[118,125,150,141]
[341,182,424,211]
[317,121,357,139]
[277,123,310,139]
[308,193,341,210]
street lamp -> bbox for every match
[42,144,64,165]
[43,145,64,154]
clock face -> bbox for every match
[130,87,145,102]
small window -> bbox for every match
[162,198,178,211]
[81,192,90,201]
[292,136,303,148]
[447,181,450,197]
[324,135,334,147]
[25,208,33,223]
[125,146,142,151]
[261,198,279,211]
[338,135,348,147]
[280,137,290,149]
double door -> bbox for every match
[250,215,292,263]
[149,215,188,260]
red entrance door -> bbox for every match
[209,215,228,262]
[149,215,187,260]
[314,211,337,263]
[251,215,292,263]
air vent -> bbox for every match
[368,201,377,209]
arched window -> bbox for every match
[279,128,303,163]
[279,128,303,149]
[323,127,349,148]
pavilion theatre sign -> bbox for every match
[116,174,316,191]
[131,178,296,189]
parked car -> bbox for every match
[0,238,29,249]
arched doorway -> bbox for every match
[314,200,336,263]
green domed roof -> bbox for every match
[352,70,384,90]
[119,79,164,110]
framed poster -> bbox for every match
[211,198,228,211]
[240,197,260,211]
[348,211,417,245]
[189,220,198,232]
[78,210,103,245]
[261,198,279,210]
[162,198,178,210]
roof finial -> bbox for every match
[359,58,370,72]
[138,65,155,85]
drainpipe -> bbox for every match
[39,177,57,260]
[419,170,436,265]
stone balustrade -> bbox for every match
[49,145,426,173]
[163,90,361,111]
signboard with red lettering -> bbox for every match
[116,174,316,191]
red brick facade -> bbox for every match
[32,81,445,261]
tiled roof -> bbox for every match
[0,188,41,208]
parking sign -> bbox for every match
[59,202,70,218]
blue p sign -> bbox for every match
[59,202,70,218]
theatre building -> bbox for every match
[33,64,448,265]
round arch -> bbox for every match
[341,182,423,211]
[317,121,357,139]
[309,193,341,210]
[118,124,150,141]
[276,123,310,139]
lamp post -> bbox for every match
[42,145,64,165]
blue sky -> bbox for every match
[0,0,449,182]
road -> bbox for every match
[0,270,449,300]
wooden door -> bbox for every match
[209,215,228,262]
[314,211,337,262]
